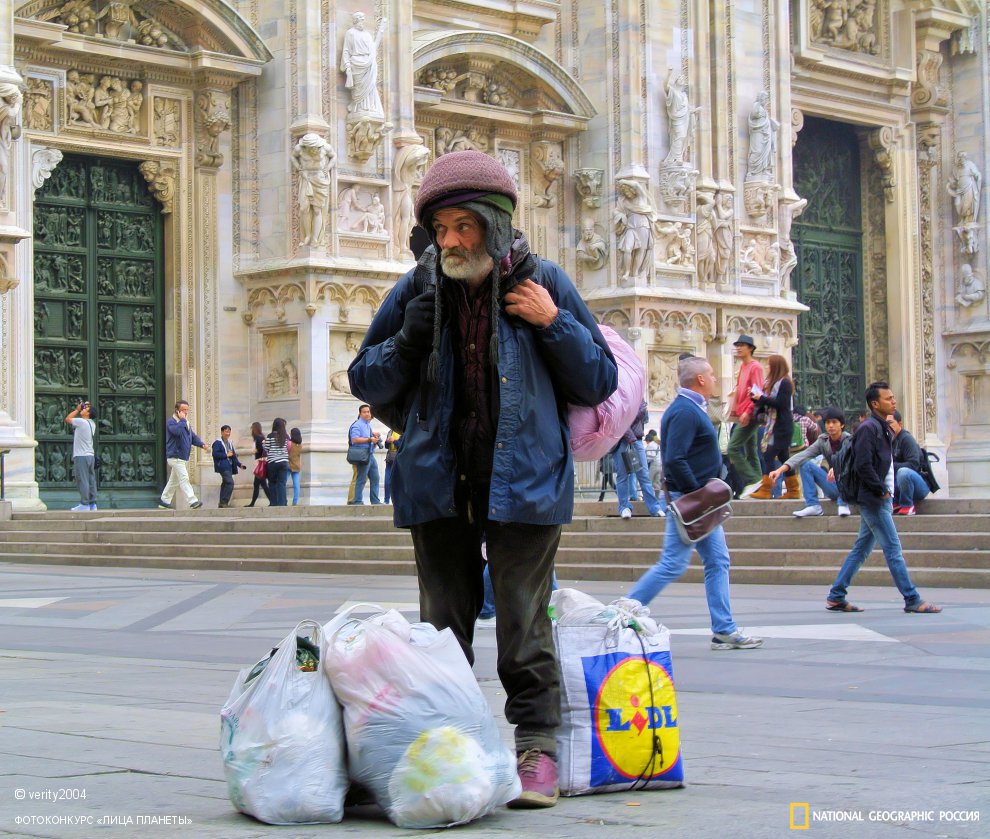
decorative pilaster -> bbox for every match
[867,127,896,203]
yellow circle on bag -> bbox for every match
[592,657,680,779]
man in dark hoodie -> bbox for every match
[824,382,942,614]
[348,150,617,808]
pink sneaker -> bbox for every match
[508,749,559,809]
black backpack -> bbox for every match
[918,449,941,494]
[832,437,858,503]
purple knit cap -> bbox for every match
[414,150,518,226]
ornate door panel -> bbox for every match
[792,117,865,420]
[34,156,164,508]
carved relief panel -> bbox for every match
[328,328,364,397]
[261,330,300,400]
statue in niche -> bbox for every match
[435,126,488,157]
[282,358,299,395]
[346,332,361,354]
[746,91,778,183]
[67,71,100,127]
[195,91,231,168]
[118,448,135,482]
[662,69,697,166]
[656,221,695,266]
[813,0,879,55]
[49,448,67,482]
[741,234,779,276]
[92,76,114,129]
[947,152,982,227]
[392,144,430,255]
[613,178,659,284]
[107,78,135,134]
[361,194,386,234]
[137,447,154,481]
[337,184,362,231]
[777,196,808,287]
[0,83,22,202]
[291,133,336,246]
[955,264,986,308]
[340,12,387,119]
[36,302,49,335]
[25,78,53,132]
[154,99,180,146]
[576,218,608,271]
[125,81,143,134]
[99,306,115,341]
[695,192,716,287]
[712,191,735,286]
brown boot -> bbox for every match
[784,474,801,498]
[748,476,775,499]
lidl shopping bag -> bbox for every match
[324,609,520,828]
[220,621,347,824]
[550,589,684,795]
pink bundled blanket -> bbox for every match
[568,325,645,462]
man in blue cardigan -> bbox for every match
[159,400,208,509]
[628,356,763,650]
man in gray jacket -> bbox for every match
[769,406,851,518]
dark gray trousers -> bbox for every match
[410,510,561,755]
[73,455,97,505]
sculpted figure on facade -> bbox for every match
[533,142,564,209]
[292,133,336,247]
[0,83,22,203]
[574,168,603,209]
[153,98,180,146]
[741,234,779,277]
[67,71,99,127]
[54,0,97,34]
[812,0,879,55]
[195,90,231,168]
[662,68,696,166]
[777,195,808,288]
[713,191,735,287]
[576,218,608,271]
[32,147,63,194]
[97,1,138,39]
[435,126,488,157]
[656,221,695,266]
[746,91,778,183]
[341,12,386,120]
[955,264,986,309]
[695,191,716,287]
[947,151,982,226]
[613,177,659,285]
[138,160,175,214]
[392,143,430,255]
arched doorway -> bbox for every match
[33,155,165,509]
[792,117,866,420]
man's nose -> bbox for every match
[438,230,459,249]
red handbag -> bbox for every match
[253,459,267,479]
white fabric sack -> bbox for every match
[324,608,520,828]
[550,589,685,796]
[220,621,347,824]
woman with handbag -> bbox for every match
[748,355,796,500]
[247,421,272,507]
[288,427,304,505]
[263,417,290,506]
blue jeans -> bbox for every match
[614,440,665,516]
[348,455,380,504]
[384,461,394,503]
[267,461,288,506]
[290,470,300,505]
[828,498,921,607]
[628,493,738,635]
[895,468,930,507]
[799,461,844,506]
[480,561,558,619]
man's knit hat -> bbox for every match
[415,150,518,261]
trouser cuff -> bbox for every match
[514,727,558,757]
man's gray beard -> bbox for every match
[441,248,494,281]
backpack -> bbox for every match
[831,437,859,503]
[918,449,941,494]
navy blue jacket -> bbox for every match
[892,428,924,474]
[852,414,892,506]
[660,393,722,493]
[165,417,204,460]
[348,258,617,528]
[212,439,243,474]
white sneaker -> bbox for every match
[793,504,824,518]
[70,504,88,512]
[476,616,496,629]
[620,508,632,519]
[739,480,764,499]
[837,504,851,517]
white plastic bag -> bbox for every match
[550,589,685,795]
[220,621,347,824]
[324,608,520,828]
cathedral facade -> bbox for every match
[0,0,986,509]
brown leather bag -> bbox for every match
[666,478,733,544]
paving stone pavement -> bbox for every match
[0,563,988,839]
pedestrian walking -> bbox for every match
[748,354,796,499]
[65,399,97,511]
[288,427,303,506]
[247,421,272,507]
[346,404,381,505]
[212,424,246,508]
[726,334,765,497]
[159,400,208,509]
[263,418,290,507]
[613,400,665,519]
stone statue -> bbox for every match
[746,91,778,182]
[663,68,696,165]
[955,264,986,308]
[612,178,658,284]
[195,90,231,168]
[392,143,430,254]
[32,147,63,193]
[361,194,386,234]
[656,221,695,266]
[341,12,387,119]
[695,191,716,287]
[575,218,608,271]
[291,133,336,246]
[741,233,779,276]
[67,70,100,128]
[0,83,22,202]
[947,152,982,227]
[713,191,735,286]
[337,184,363,232]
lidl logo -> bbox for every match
[586,653,682,784]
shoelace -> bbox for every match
[517,749,544,774]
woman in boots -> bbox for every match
[749,355,797,500]
[247,420,272,507]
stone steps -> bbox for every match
[2,499,988,587]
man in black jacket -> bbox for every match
[212,425,246,508]
[825,382,942,614]
[888,410,929,516]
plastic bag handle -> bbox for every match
[324,602,389,643]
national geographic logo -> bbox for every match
[789,805,980,828]
[790,803,810,830]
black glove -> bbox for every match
[394,291,435,359]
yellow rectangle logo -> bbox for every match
[790,803,810,829]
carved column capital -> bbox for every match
[913,49,948,112]
[867,127,896,203]
[138,160,176,214]
[573,168,604,209]
[194,89,231,169]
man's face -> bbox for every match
[697,363,717,400]
[221,428,231,441]
[870,388,896,417]
[432,208,493,282]
[734,343,752,360]
[824,419,843,441]
[177,404,189,419]
[359,406,372,421]
[80,403,91,418]
[886,415,902,436]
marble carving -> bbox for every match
[576,219,608,271]
[392,143,430,255]
[291,133,336,246]
[0,83,22,202]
